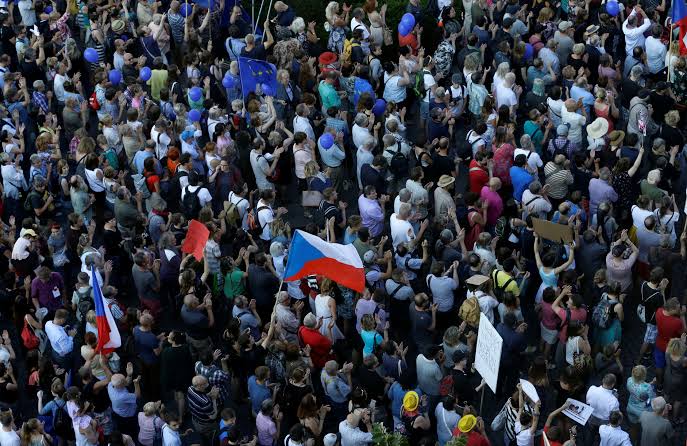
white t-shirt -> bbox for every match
[390,213,415,249]
[561,107,586,144]
[150,127,171,159]
[256,200,274,241]
[423,71,436,102]
[496,84,517,109]
[514,148,543,171]
[293,115,315,140]
[631,205,653,229]
[229,191,250,230]
[350,18,370,39]
[180,185,212,207]
[0,425,20,446]
[514,421,534,446]
[250,150,274,191]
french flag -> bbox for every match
[673,0,687,54]
[283,230,365,292]
[91,265,121,354]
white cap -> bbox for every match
[323,433,338,446]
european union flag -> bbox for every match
[238,57,278,101]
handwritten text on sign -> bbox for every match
[474,315,503,393]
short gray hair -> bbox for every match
[651,396,667,413]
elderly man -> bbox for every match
[275,291,304,343]
[589,168,618,215]
[108,370,141,438]
[480,177,503,227]
[187,375,221,442]
[322,360,354,423]
[31,266,66,312]
[640,397,674,445]
[298,313,333,369]
[356,136,376,190]
[114,187,144,239]
[195,350,231,405]
[555,21,575,63]
[339,409,374,446]
[623,5,652,56]
[570,77,595,115]
[181,293,215,362]
[358,186,388,238]
[587,374,620,429]
[628,89,659,137]
[495,73,522,118]
[390,203,428,250]
[640,169,667,202]
[561,98,588,145]
[434,175,455,219]
[44,309,76,369]
[521,181,552,219]
[544,154,574,207]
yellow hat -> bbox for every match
[402,391,419,412]
[458,414,477,433]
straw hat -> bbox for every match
[458,414,478,433]
[465,274,489,286]
[587,118,609,140]
[111,19,126,33]
[609,130,625,146]
[403,391,419,412]
[437,175,455,188]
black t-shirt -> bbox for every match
[659,125,685,149]
[640,282,665,324]
[650,92,675,124]
[0,25,16,60]
[620,78,641,108]
[357,366,386,401]
[181,305,211,340]
[360,164,386,195]
[451,368,477,404]
[241,44,267,60]
[431,153,454,182]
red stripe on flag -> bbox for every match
[284,257,365,292]
[95,315,114,354]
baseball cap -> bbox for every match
[323,433,339,446]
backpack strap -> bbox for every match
[389,282,404,299]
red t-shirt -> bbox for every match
[469,159,489,194]
[540,426,563,446]
[298,326,333,368]
[655,308,684,352]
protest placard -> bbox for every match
[519,379,540,403]
[562,398,594,425]
[474,316,503,394]
[181,219,210,261]
[532,218,574,243]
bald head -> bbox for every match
[192,375,209,390]
[489,177,501,190]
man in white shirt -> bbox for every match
[352,113,375,151]
[645,25,667,75]
[17,0,36,26]
[514,135,543,172]
[349,8,370,40]
[623,5,652,56]
[521,182,552,219]
[339,409,373,446]
[390,203,423,249]
[256,190,287,241]
[180,171,213,208]
[45,309,76,367]
[496,73,521,118]
[249,140,284,192]
[228,184,250,230]
[561,98,587,144]
[150,119,172,159]
[586,374,620,426]
[599,411,632,446]
[293,104,315,140]
[0,410,20,446]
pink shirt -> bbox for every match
[137,413,164,446]
[480,186,503,226]
[256,412,277,446]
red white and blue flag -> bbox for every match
[283,230,365,292]
[91,265,121,354]
[673,0,687,54]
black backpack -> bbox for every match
[54,400,74,439]
[166,170,188,212]
[76,286,93,322]
[314,200,337,229]
[182,186,202,219]
[386,142,409,178]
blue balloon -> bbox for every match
[400,13,416,28]
[189,86,202,102]
[180,3,193,17]
[108,69,122,85]
[44,5,52,13]
[261,83,273,96]
[139,67,152,81]
[372,98,386,117]
[84,47,99,63]
[398,22,412,37]
[524,43,534,60]
[222,75,235,89]
[320,133,334,149]
[121,34,128,42]
[605,0,619,16]
[188,109,201,122]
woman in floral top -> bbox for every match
[491,126,516,187]
[671,58,687,103]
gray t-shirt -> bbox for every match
[640,411,673,445]
[427,274,457,312]
[132,265,159,301]
[384,279,414,301]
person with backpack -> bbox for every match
[254,189,288,243]
[492,258,521,302]
[181,171,212,220]
[381,134,411,194]
[591,281,624,352]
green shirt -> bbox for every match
[640,180,667,203]
[318,80,341,111]
[223,269,245,300]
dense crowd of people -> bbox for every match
[0,0,686,445]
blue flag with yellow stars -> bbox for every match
[238,57,278,101]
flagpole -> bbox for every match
[669,23,674,82]
[253,0,266,33]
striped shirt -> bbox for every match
[195,362,230,403]
[544,162,574,200]
[187,386,216,423]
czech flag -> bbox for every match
[673,0,687,54]
[91,265,121,354]
[283,230,365,292]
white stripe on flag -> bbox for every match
[91,265,121,350]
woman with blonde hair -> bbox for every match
[626,364,654,436]
[664,337,687,424]
[20,418,51,446]
[492,62,511,98]
[325,1,350,53]
[137,401,165,446]
[314,278,344,341]
[666,41,680,81]
[304,161,332,192]
[594,87,619,132]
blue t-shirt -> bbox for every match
[388,383,423,419]
[360,329,383,357]
[247,376,271,415]
[510,166,535,202]
[133,326,160,365]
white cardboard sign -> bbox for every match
[474,315,503,393]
